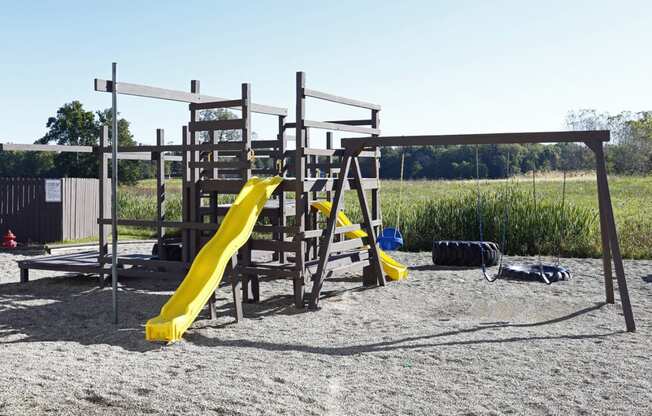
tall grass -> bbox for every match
[117,175,652,259]
[357,186,598,257]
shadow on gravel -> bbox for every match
[409,264,478,271]
[187,302,624,354]
[642,275,652,283]
[0,272,375,351]
[0,273,183,352]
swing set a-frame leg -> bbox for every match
[587,140,635,332]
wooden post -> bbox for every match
[309,153,353,309]
[294,71,307,307]
[209,130,219,225]
[230,254,243,322]
[240,83,258,303]
[370,109,381,236]
[326,132,334,202]
[277,114,287,264]
[155,128,166,260]
[352,157,385,287]
[189,80,201,262]
[20,268,28,283]
[588,140,635,332]
[181,125,190,263]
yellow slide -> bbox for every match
[311,201,408,281]
[146,176,283,343]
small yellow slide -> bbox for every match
[311,201,408,281]
[146,176,283,343]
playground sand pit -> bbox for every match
[1,245,651,415]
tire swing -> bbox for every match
[378,151,405,251]
[498,154,572,284]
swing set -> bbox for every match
[312,130,636,333]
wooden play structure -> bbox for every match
[1,64,635,334]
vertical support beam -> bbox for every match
[326,132,333,202]
[240,83,258,303]
[230,254,243,322]
[309,153,353,309]
[189,80,200,262]
[208,292,217,320]
[155,128,166,260]
[209,130,219,225]
[20,268,29,283]
[370,109,382,236]
[588,140,635,332]
[98,126,109,286]
[352,157,386,287]
[294,71,307,307]
[110,62,119,324]
[277,114,287,264]
[181,125,190,263]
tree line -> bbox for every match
[1,102,650,183]
[379,109,652,179]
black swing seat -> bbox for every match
[500,263,571,283]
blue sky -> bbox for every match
[0,1,650,147]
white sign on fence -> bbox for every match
[45,179,62,202]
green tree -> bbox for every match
[37,101,99,178]
[96,109,142,185]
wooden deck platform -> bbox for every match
[16,251,189,283]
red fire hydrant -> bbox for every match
[2,230,17,249]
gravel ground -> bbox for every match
[0,245,651,415]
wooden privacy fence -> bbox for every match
[0,177,104,243]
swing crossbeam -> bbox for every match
[313,129,635,333]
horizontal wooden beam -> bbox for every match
[94,78,287,116]
[102,142,245,153]
[190,161,252,170]
[323,119,373,126]
[303,88,381,110]
[301,148,379,158]
[304,120,380,135]
[189,119,245,132]
[286,120,380,135]
[250,239,296,252]
[0,143,94,153]
[251,140,281,149]
[189,99,243,111]
[341,130,610,150]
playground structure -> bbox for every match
[9,66,407,329]
[1,65,635,340]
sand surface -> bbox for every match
[1,245,651,415]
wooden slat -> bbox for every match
[303,120,380,135]
[250,239,296,252]
[323,119,373,126]
[302,147,378,158]
[94,78,287,116]
[302,224,361,239]
[189,99,243,110]
[330,238,365,252]
[251,140,280,149]
[303,88,381,110]
[236,265,298,279]
[190,161,252,170]
[189,119,245,132]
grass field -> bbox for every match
[117,174,652,259]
